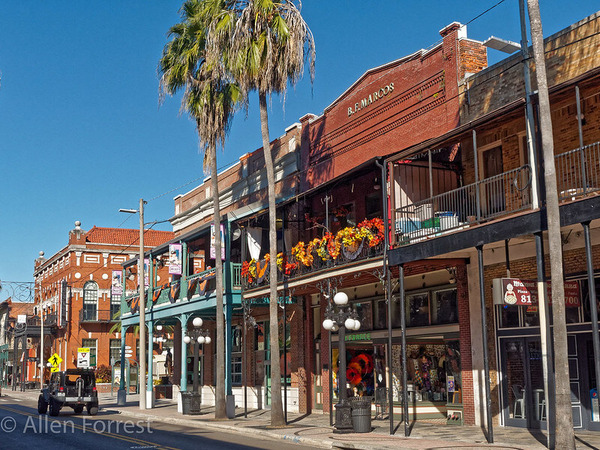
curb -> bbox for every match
[109,407,335,449]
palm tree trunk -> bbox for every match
[259,91,285,426]
[527,1,574,448]
[210,142,227,420]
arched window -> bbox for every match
[82,281,98,321]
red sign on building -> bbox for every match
[494,278,580,307]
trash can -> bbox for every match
[181,391,202,415]
[350,396,373,433]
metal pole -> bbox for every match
[400,264,408,437]
[576,86,588,194]
[583,222,600,415]
[387,264,394,435]
[328,279,333,426]
[519,0,540,209]
[535,232,555,447]
[283,290,288,424]
[241,227,248,418]
[243,306,248,418]
[193,339,199,394]
[477,245,493,443]
[40,299,44,388]
[473,130,482,221]
[138,198,146,410]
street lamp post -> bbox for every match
[322,291,361,433]
[119,199,146,410]
[182,317,211,415]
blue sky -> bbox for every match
[1,1,598,299]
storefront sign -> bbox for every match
[492,278,580,307]
[344,332,371,342]
[347,82,395,118]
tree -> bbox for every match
[526,1,574,448]
[159,0,241,420]
[209,0,315,426]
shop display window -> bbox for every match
[391,341,462,404]
[332,347,374,398]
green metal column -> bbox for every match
[119,330,126,390]
[225,221,233,396]
[180,314,189,392]
[147,320,154,395]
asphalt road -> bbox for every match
[0,396,318,450]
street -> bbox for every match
[0,395,318,450]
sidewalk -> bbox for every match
[4,389,600,449]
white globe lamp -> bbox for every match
[204,336,212,344]
[345,318,356,330]
[334,292,349,306]
[331,323,339,332]
[197,335,206,344]
[193,317,203,328]
[323,319,334,330]
[183,336,191,344]
[353,319,361,330]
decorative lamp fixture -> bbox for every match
[322,289,363,432]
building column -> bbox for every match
[117,326,127,406]
[177,313,190,413]
[147,320,154,408]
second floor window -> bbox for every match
[83,281,98,321]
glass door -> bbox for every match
[501,338,528,427]
[501,337,548,429]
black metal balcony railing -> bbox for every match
[555,141,600,201]
[79,309,118,323]
[243,241,385,290]
[393,140,600,246]
[25,313,58,327]
[394,165,532,244]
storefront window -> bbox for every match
[431,290,458,325]
[391,341,462,404]
[407,293,429,327]
[582,277,600,323]
[499,304,520,328]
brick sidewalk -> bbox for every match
[4,389,600,449]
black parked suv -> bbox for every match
[38,369,99,416]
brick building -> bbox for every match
[33,222,173,384]
[386,11,600,432]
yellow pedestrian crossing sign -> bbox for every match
[49,353,62,367]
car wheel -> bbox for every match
[87,405,98,416]
[49,398,61,416]
[73,405,84,414]
[37,396,48,414]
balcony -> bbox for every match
[122,263,242,315]
[392,141,600,247]
[79,309,118,323]
[243,219,385,290]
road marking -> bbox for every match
[0,405,179,450]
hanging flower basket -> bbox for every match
[342,238,365,260]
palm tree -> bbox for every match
[159,0,241,420]
[210,0,315,426]
[526,1,574,447]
